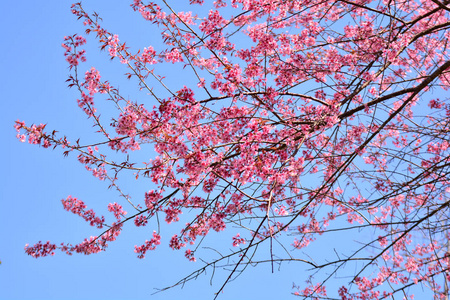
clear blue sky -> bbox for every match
[0,1,440,300]
[1,1,314,299]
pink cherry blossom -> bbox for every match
[16,1,450,299]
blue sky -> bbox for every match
[1,1,314,299]
[1,1,443,299]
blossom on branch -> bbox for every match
[16,0,450,299]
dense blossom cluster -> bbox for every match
[62,195,105,228]
[14,121,50,147]
[24,241,57,258]
[134,231,161,259]
[62,35,86,68]
[16,0,450,299]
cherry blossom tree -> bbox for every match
[15,0,450,299]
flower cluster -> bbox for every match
[232,233,245,247]
[14,121,50,147]
[61,196,105,228]
[62,35,86,69]
[134,231,161,259]
[25,241,57,258]
[107,202,126,221]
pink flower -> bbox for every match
[83,67,101,95]
[165,48,183,63]
[107,202,126,221]
[184,249,196,262]
[16,134,26,142]
[169,234,186,250]
[144,190,162,210]
[25,241,57,258]
[134,215,148,227]
[134,231,161,259]
[232,233,246,247]
[61,196,105,228]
